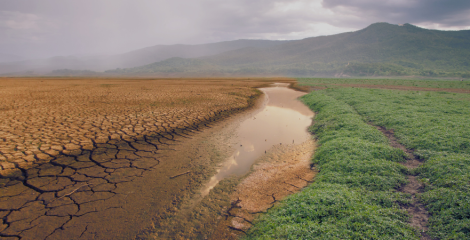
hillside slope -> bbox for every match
[110,23,470,77]
[0,39,285,75]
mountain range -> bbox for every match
[2,22,470,77]
[0,40,286,75]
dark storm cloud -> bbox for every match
[0,0,469,60]
[322,0,470,27]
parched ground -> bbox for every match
[0,77,292,240]
[0,78,271,170]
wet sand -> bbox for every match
[208,84,316,239]
[150,83,316,239]
[209,139,316,239]
[202,83,313,195]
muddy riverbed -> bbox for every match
[151,83,316,239]
[0,82,315,240]
[202,84,313,195]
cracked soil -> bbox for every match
[0,77,296,240]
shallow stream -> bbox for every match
[202,83,314,195]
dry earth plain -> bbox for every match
[0,77,294,239]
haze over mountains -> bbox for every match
[0,53,25,63]
[0,40,286,75]
[2,22,470,77]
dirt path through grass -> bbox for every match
[340,95,432,239]
[374,126,432,240]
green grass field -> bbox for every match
[297,78,470,90]
[326,88,470,239]
[245,86,470,239]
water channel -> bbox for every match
[202,83,314,196]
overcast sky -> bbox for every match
[1,0,469,59]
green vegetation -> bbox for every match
[245,91,418,239]
[298,78,470,90]
[325,88,470,154]
[247,87,470,239]
[323,88,470,239]
[418,153,470,239]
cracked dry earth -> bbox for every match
[0,77,288,240]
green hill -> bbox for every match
[107,23,470,77]
[0,39,286,75]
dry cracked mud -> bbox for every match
[0,77,294,240]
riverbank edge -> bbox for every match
[144,83,319,239]
[244,90,420,239]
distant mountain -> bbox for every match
[0,56,97,75]
[109,23,470,77]
[49,69,101,76]
[111,39,286,69]
[0,39,286,75]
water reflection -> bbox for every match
[201,84,313,196]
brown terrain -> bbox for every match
[210,140,316,239]
[0,77,298,239]
[146,86,316,239]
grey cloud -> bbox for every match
[322,0,470,27]
[0,0,469,60]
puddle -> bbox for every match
[202,83,314,196]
